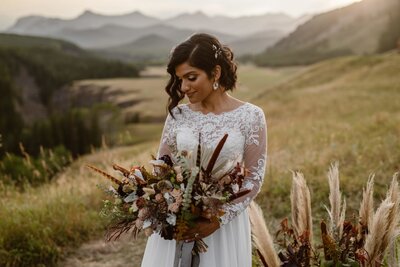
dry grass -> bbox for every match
[290,171,313,244]
[325,162,346,241]
[256,53,400,224]
[0,142,159,266]
[249,201,280,267]
[359,175,375,231]
[2,52,400,266]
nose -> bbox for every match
[181,80,190,92]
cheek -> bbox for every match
[193,77,212,92]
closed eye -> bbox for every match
[188,76,197,81]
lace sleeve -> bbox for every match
[156,112,177,159]
[219,106,267,225]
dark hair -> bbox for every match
[165,33,238,118]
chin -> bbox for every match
[188,98,198,103]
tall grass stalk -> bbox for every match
[359,174,375,236]
[325,162,346,241]
[249,201,280,267]
[290,171,313,245]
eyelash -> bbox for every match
[178,76,196,82]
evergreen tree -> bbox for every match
[0,65,24,156]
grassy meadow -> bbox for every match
[0,52,399,266]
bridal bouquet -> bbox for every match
[87,133,250,255]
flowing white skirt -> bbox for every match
[141,209,251,267]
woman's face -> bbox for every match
[175,62,214,103]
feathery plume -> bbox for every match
[325,161,345,240]
[86,164,123,186]
[387,232,400,267]
[290,171,313,245]
[249,201,280,267]
[359,174,375,236]
[383,173,400,262]
[386,173,400,267]
[364,198,395,265]
[205,134,228,176]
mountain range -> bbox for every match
[4,10,310,58]
[4,0,396,65]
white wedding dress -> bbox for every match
[141,102,267,267]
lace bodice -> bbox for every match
[157,102,267,225]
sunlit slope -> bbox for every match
[72,64,303,122]
[253,52,400,219]
[255,0,399,66]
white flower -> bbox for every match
[166,213,177,226]
[108,186,118,195]
[164,192,173,204]
[149,159,167,167]
[231,183,239,193]
[143,219,152,229]
[124,192,138,203]
[134,169,144,179]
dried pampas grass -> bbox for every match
[249,163,399,266]
[249,201,280,267]
[325,162,346,240]
[364,198,395,265]
[365,173,400,265]
[290,171,313,245]
[359,174,375,234]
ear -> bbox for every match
[212,65,221,80]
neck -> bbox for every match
[196,90,233,113]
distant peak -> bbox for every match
[79,9,101,17]
[129,10,143,15]
[193,10,208,17]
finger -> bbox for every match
[181,235,194,242]
[181,232,202,241]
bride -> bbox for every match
[141,33,267,267]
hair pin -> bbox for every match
[212,44,222,59]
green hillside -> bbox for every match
[1,52,398,266]
[255,0,400,66]
[0,33,140,158]
[0,33,85,52]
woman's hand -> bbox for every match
[179,218,220,242]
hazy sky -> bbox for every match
[1,0,361,29]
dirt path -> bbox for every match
[59,234,147,267]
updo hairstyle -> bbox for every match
[165,33,238,118]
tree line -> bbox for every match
[0,43,139,186]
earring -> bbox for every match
[213,81,219,90]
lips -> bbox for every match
[186,92,195,98]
